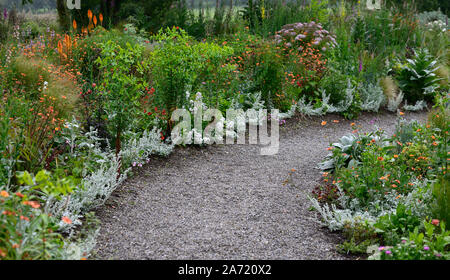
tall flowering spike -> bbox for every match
[93,15,97,26]
[57,40,63,54]
[99,13,103,25]
[87,9,93,21]
[359,56,363,73]
[72,19,77,30]
[3,8,7,20]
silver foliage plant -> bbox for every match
[63,227,100,260]
[309,170,434,232]
[403,100,428,111]
[387,91,404,112]
[359,83,386,112]
[280,79,355,119]
[47,120,173,233]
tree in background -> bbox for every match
[56,0,70,31]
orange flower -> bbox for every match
[73,19,77,30]
[321,121,327,126]
[350,123,356,126]
[12,244,19,249]
[399,111,404,116]
[93,15,98,26]
[0,190,9,198]
[99,13,103,24]
[87,9,93,21]
[393,155,399,158]
[62,216,72,224]
[23,200,40,209]
[391,184,398,188]
[57,40,63,54]
[20,215,29,221]
[15,192,24,198]
[377,157,384,161]
[333,120,339,123]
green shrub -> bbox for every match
[95,39,148,156]
[73,28,141,82]
[393,48,441,103]
[147,27,233,122]
[0,21,9,43]
[0,188,65,260]
[372,220,450,260]
[374,204,422,246]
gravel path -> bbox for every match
[93,111,428,260]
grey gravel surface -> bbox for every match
[93,111,428,260]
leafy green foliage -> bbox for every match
[393,48,441,103]
[374,204,422,245]
[147,27,233,122]
[95,39,148,151]
[319,130,386,172]
[374,220,450,260]
[16,170,76,200]
[0,188,65,260]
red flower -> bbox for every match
[23,200,40,209]
[62,216,72,224]
[432,219,440,226]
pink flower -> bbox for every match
[431,219,440,226]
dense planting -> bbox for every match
[0,0,449,259]
[313,98,449,259]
